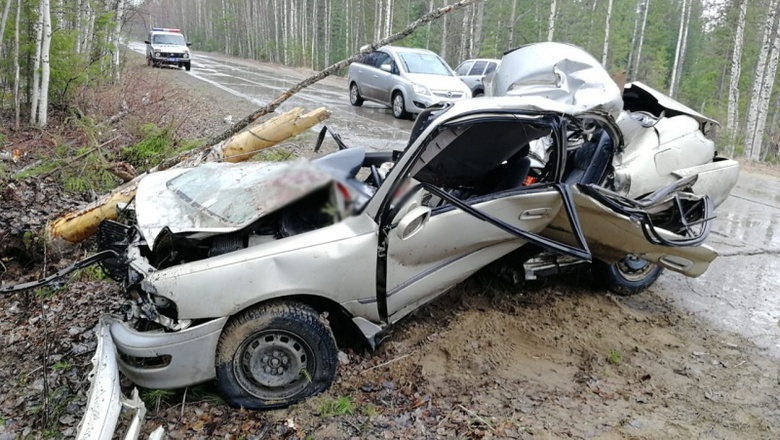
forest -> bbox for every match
[0,0,778,161]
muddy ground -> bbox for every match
[0,54,779,439]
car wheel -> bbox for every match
[349,83,364,106]
[593,255,664,296]
[473,90,484,97]
[392,92,409,119]
[215,301,338,410]
[185,63,191,71]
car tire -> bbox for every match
[392,92,410,119]
[592,256,664,296]
[215,301,338,410]
[349,83,364,106]
[473,89,484,97]
[184,62,191,71]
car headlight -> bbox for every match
[154,50,160,55]
[183,52,189,59]
[412,83,430,95]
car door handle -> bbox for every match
[519,208,552,220]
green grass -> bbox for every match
[318,396,355,417]
[607,349,623,365]
[141,389,176,412]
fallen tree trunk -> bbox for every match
[49,107,330,243]
[47,0,479,245]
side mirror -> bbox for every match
[144,40,150,45]
[380,63,392,73]
[396,206,431,241]
[187,42,192,47]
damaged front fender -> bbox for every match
[76,316,164,440]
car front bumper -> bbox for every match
[112,315,228,390]
[151,55,189,65]
[76,316,165,440]
[407,93,469,112]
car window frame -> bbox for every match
[468,61,488,76]
[455,61,475,76]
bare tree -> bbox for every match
[37,0,52,127]
[745,0,778,159]
[669,0,688,97]
[547,0,557,41]
[602,0,614,67]
[633,0,650,80]
[113,0,127,82]
[0,0,12,59]
[726,0,747,137]
[12,0,20,130]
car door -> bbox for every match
[376,113,591,323]
[374,110,717,323]
[370,52,396,104]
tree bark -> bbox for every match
[547,0,557,42]
[633,0,650,81]
[0,0,12,59]
[113,0,126,82]
[12,0,19,130]
[37,0,51,127]
[601,0,613,67]
[745,0,778,159]
[726,0,747,136]
[750,14,780,161]
[669,0,688,97]
[30,3,43,126]
[626,0,641,78]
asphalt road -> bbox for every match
[130,43,780,358]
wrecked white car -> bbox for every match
[1,43,736,437]
[89,88,733,419]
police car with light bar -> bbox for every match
[145,27,192,71]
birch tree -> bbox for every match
[0,0,12,58]
[30,5,43,125]
[627,0,641,78]
[745,0,778,159]
[726,0,747,137]
[547,0,557,41]
[669,0,688,97]
[12,0,20,130]
[633,0,650,80]
[37,0,52,127]
[749,13,780,161]
[113,0,127,82]
[601,0,614,67]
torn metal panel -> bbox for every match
[76,316,163,440]
[486,42,624,119]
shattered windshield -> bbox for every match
[166,161,333,227]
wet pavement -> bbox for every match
[129,43,780,358]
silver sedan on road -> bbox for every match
[348,46,472,119]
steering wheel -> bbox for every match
[370,165,384,187]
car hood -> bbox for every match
[406,73,467,92]
[134,161,333,247]
[487,42,623,119]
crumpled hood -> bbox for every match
[135,161,333,247]
[487,42,623,119]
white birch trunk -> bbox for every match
[750,16,780,161]
[601,0,613,67]
[547,0,557,42]
[113,0,126,82]
[627,0,641,78]
[0,0,12,59]
[75,0,82,53]
[440,0,448,60]
[726,0,747,134]
[460,5,470,61]
[84,1,95,57]
[30,4,44,126]
[674,0,692,95]
[669,0,687,97]
[38,0,52,127]
[634,0,650,80]
[385,0,394,37]
[472,1,484,57]
[13,0,20,130]
[508,0,517,49]
[744,0,777,158]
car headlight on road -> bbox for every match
[412,83,430,96]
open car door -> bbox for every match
[373,108,717,324]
